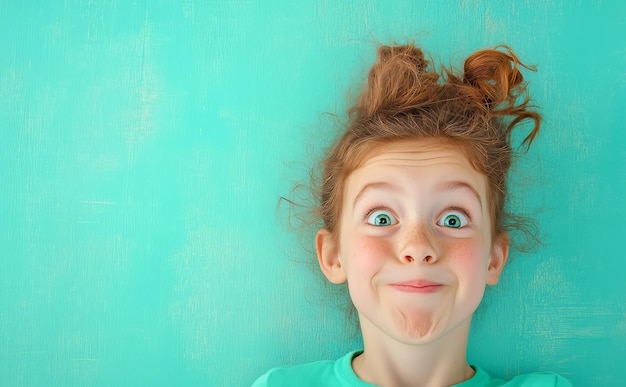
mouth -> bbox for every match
[389,280,443,293]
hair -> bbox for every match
[316,44,541,241]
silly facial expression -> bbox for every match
[316,139,508,345]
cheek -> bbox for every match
[445,238,490,277]
[343,234,392,275]
[444,238,492,309]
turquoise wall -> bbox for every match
[1,1,624,386]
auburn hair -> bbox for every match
[317,44,540,239]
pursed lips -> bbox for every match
[389,280,443,293]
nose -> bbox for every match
[399,225,438,264]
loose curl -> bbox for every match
[316,44,540,240]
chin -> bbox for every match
[387,314,471,346]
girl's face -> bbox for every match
[316,138,508,345]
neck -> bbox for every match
[352,318,474,387]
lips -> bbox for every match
[389,280,443,293]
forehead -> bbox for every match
[343,139,488,202]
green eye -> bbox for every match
[438,212,468,228]
[367,210,397,226]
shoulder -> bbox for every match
[251,351,368,387]
[503,372,573,387]
[251,359,336,387]
[467,367,573,387]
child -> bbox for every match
[253,44,571,386]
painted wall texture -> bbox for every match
[1,1,625,386]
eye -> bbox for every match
[437,211,468,229]
[366,210,397,226]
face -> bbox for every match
[316,139,508,345]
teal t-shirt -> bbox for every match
[252,351,572,386]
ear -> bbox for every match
[486,233,509,285]
[316,228,346,284]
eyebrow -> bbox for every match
[436,181,483,209]
[352,180,483,209]
[352,182,399,210]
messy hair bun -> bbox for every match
[318,43,541,239]
[460,45,540,145]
